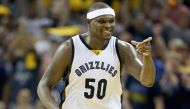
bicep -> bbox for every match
[118,41,142,80]
[41,41,72,88]
[125,57,142,80]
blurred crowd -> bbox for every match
[0,0,190,109]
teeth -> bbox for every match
[104,30,111,33]
[103,31,111,36]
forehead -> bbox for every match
[93,15,115,20]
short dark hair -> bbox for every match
[88,2,111,13]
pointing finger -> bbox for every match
[142,37,152,43]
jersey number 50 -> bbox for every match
[84,78,107,99]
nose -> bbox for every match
[104,22,111,29]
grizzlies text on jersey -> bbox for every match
[62,35,122,109]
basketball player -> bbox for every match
[37,2,155,109]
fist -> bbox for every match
[131,37,152,56]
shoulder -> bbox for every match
[117,39,132,48]
[116,39,137,64]
[57,39,73,54]
[116,39,135,54]
[53,39,73,64]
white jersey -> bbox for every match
[62,35,122,109]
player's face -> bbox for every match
[88,15,115,40]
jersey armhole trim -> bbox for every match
[60,38,74,106]
[62,38,74,79]
[70,38,74,66]
[115,39,122,64]
[115,38,123,104]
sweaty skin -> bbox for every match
[37,14,155,109]
[118,37,155,87]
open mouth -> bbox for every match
[102,30,112,36]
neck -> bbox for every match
[82,33,109,50]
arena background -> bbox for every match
[0,0,190,109]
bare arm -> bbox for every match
[118,37,155,87]
[122,90,132,109]
[154,96,165,109]
[37,40,72,109]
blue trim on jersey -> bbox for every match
[59,38,74,107]
[79,34,111,50]
[115,39,122,67]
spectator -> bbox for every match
[14,88,33,109]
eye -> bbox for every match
[109,19,114,23]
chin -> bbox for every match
[103,35,112,40]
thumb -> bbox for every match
[131,40,139,46]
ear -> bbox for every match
[87,19,91,24]
[87,19,91,28]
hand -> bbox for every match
[131,37,152,56]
